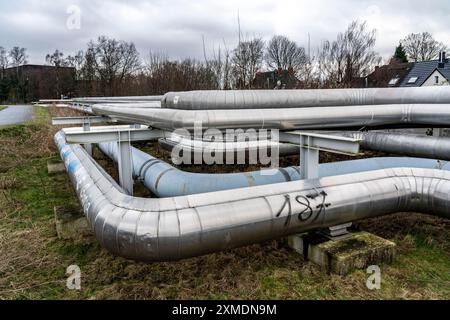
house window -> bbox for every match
[407,76,419,84]
[435,76,439,84]
[388,77,399,86]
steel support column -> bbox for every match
[82,121,92,156]
[62,125,165,195]
[117,132,134,195]
[299,135,319,179]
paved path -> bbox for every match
[0,105,33,126]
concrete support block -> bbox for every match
[54,206,93,243]
[47,160,66,174]
[289,231,396,275]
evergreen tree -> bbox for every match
[393,43,408,63]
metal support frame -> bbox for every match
[82,120,93,156]
[281,131,362,238]
[117,132,134,196]
[62,125,164,144]
[318,222,353,241]
[280,131,362,179]
[53,116,115,156]
[62,125,165,195]
[299,135,320,179]
[52,116,113,126]
[433,128,443,137]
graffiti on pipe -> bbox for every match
[274,190,330,227]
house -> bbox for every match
[1,64,76,103]
[364,52,449,88]
[252,67,299,89]
[399,52,449,87]
[364,59,413,88]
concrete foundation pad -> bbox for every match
[289,231,396,275]
[54,206,93,243]
[47,160,66,174]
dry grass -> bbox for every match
[0,106,448,300]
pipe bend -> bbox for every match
[98,139,450,198]
[56,131,450,262]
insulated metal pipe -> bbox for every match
[56,131,450,262]
[159,130,450,161]
[91,103,450,131]
[98,141,300,197]
[340,131,450,161]
[74,96,163,104]
[162,86,450,110]
[157,132,300,158]
[98,141,450,197]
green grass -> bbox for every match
[254,236,450,299]
[0,105,7,112]
[29,105,51,125]
[0,106,448,300]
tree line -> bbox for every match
[1,20,448,101]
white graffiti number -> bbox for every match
[366,265,381,290]
[66,265,81,290]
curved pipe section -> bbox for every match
[158,130,450,161]
[98,141,300,197]
[91,103,450,131]
[98,141,450,197]
[56,131,450,261]
[162,87,450,110]
[157,134,300,158]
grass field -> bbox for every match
[0,106,449,300]
[0,106,7,112]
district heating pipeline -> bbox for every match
[55,131,450,261]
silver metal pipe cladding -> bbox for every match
[162,86,450,110]
[91,103,450,131]
[56,131,450,262]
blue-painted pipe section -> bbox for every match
[97,142,450,198]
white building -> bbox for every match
[399,52,449,87]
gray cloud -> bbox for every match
[0,0,449,64]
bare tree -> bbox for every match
[146,51,169,74]
[145,51,170,93]
[88,36,141,95]
[118,41,141,82]
[232,37,264,89]
[297,54,320,88]
[265,35,307,74]
[78,47,98,95]
[145,51,218,94]
[65,50,84,82]
[222,40,232,90]
[202,37,232,89]
[318,20,381,87]
[401,32,447,62]
[46,50,65,67]
[0,46,9,69]
[0,46,9,79]
[65,50,84,69]
[9,47,28,67]
[46,50,71,98]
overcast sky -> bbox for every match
[0,0,449,65]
